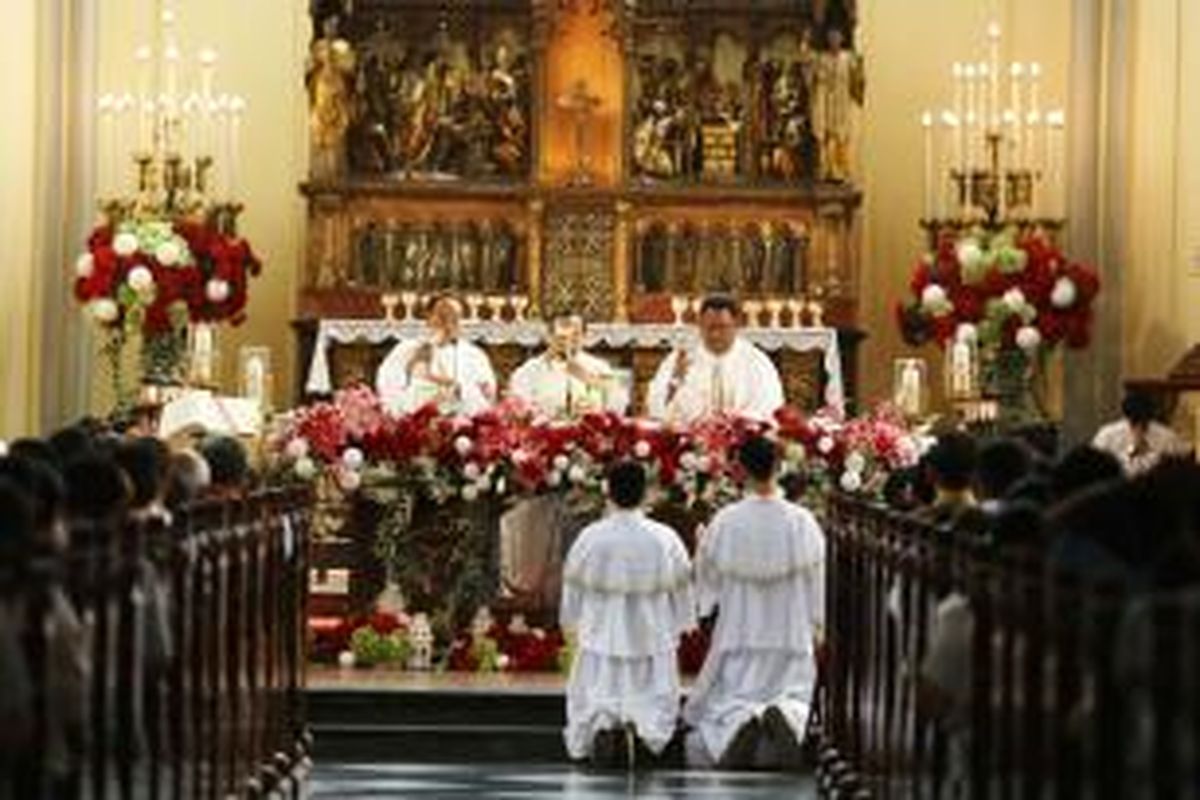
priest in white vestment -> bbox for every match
[376,295,497,416]
[509,315,627,416]
[646,295,784,423]
[561,461,695,765]
[683,435,826,769]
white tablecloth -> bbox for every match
[304,319,845,411]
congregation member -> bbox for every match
[509,315,626,416]
[647,294,784,423]
[1092,388,1189,475]
[684,435,825,769]
[560,461,695,767]
[376,294,497,416]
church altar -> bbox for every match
[302,317,847,412]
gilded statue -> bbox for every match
[817,29,865,183]
[306,16,357,179]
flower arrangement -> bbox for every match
[73,217,260,397]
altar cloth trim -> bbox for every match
[305,319,844,411]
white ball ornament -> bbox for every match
[461,484,480,502]
[454,435,473,457]
[567,464,587,484]
[955,239,984,270]
[633,440,652,459]
[90,298,119,323]
[127,265,155,294]
[341,447,365,471]
[818,436,836,455]
[462,461,482,481]
[1003,288,1028,314]
[839,471,864,493]
[154,240,183,267]
[75,253,95,279]
[205,279,231,303]
[1051,277,1078,309]
[552,454,570,471]
[113,231,139,257]
[338,469,362,492]
[337,650,356,669]
[1016,325,1043,352]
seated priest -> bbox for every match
[376,294,497,416]
[683,435,825,770]
[646,294,784,423]
[509,315,626,416]
[561,460,695,767]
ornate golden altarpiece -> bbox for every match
[297,0,865,410]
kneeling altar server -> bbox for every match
[684,435,826,769]
[376,294,497,416]
[561,460,695,766]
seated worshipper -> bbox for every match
[509,315,626,416]
[200,435,252,498]
[376,295,497,416]
[561,460,695,767]
[647,294,784,423]
[684,436,825,770]
[115,437,173,524]
[1093,389,1189,475]
[913,431,980,530]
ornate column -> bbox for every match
[613,199,632,321]
[527,198,545,316]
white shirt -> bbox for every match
[560,509,695,658]
[376,337,497,416]
[1092,419,1188,475]
[646,337,784,423]
[695,495,825,654]
[508,351,627,416]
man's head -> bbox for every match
[925,431,978,494]
[116,437,171,510]
[606,460,647,510]
[975,438,1034,501]
[1121,389,1156,431]
[698,294,740,356]
[739,435,779,485]
[548,315,584,359]
[201,435,251,492]
[427,295,464,343]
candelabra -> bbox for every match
[918,22,1067,247]
[95,5,245,234]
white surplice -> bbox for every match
[561,509,695,759]
[646,337,784,423]
[1092,419,1189,475]
[375,338,497,416]
[508,351,628,416]
[683,495,826,764]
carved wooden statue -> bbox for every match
[306,17,357,180]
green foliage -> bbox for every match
[349,626,411,667]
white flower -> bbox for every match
[205,279,231,303]
[955,239,984,270]
[1003,288,1028,314]
[546,470,563,488]
[454,435,473,456]
[568,464,588,484]
[895,437,920,467]
[341,447,365,471]
[337,650,356,669]
[338,469,362,492]
[75,253,95,279]
[679,452,698,471]
[127,265,155,294]
[89,298,119,323]
[633,440,652,459]
[695,455,713,473]
[840,470,864,493]
[284,438,309,460]
[293,456,317,480]
[496,654,511,671]
[1051,276,1077,309]
[511,448,529,465]
[845,451,867,474]
[920,284,952,317]
[154,239,183,267]
[1016,325,1042,352]
[461,484,480,502]
[463,461,482,481]
[113,231,139,257]
[552,454,570,471]
[955,323,978,343]
[818,436,835,455]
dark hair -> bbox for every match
[201,436,250,489]
[699,294,739,317]
[0,478,34,565]
[1051,445,1122,502]
[606,460,647,509]
[975,438,1034,501]
[48,426,95,464]
[166,449,210,510]
[115,437,171,509]
[780,471,807,503]
[8,438,60,471]
[0,457,64,534]
[925,432,977,492]
[738,435,778,483]
[1122,390,1157,427]
[64,455,130,522]
[990,499,1046,556]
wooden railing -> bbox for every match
[10,487,313,799]
[816,493,1199,799]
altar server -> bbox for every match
[561,460,695,766]
[509,315,627,416]
[646,294,784,423]
[376,295,497,416]
[684,435,825,769]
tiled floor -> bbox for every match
[311,762,818,799]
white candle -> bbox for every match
[922,111,934,220]
[1025,110,1042,213]
[115,94,135,192]
[1028,62,1042,117]
[134,45,153,152]
[97,94,115,196]
[1009,63,1024,169]
[245,356,266,406]
[214,94,230,199]
[987,22,1001,130]
[964,64,977,172]
[198,48,218,161]
[942,111,961,215]
[1046,109,1066,218]
[951,341,973,397]
[898,362,922,417]
[228,95,246,201]
[193,324,214,384]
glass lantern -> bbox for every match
[239,346,273,412]
[892,358,928,419]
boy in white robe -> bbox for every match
[684,435,826,769]
[561,460,695,766]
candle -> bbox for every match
[116,94,135,191]
[897,361,923,417]
[193,324,214,384]
[214,94,230,199]
[951,340,973,397]
[1009,63,1024,169]
[1028,62,1042,117]
[977,62,990,131]
[97,94,115,196]
[134,45,153,152]
[245,355,266,406]
[1046,109,1066,218]
[942,111,961,215]
[198,48,218,161]
[1025,110,1042,213]
[987,22,1001,130]
[964,64,977,171]
[922,111,934,220]
[228,95,246,201]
